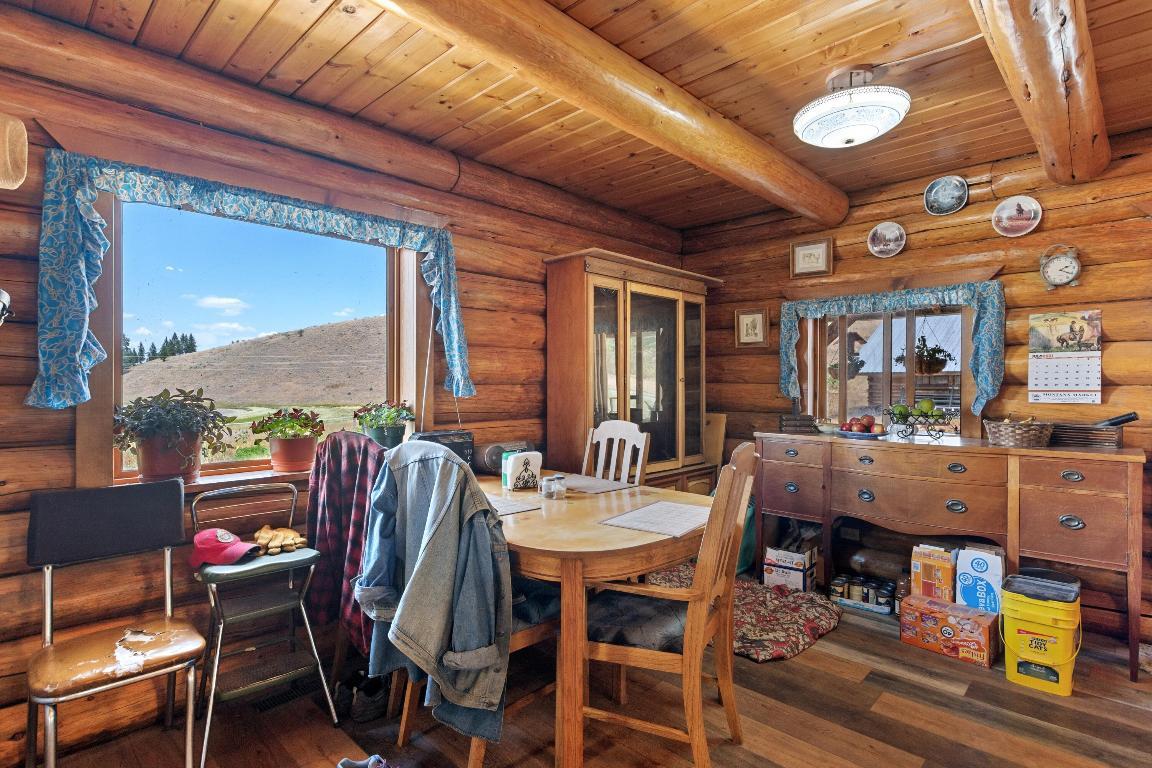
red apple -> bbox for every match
[839,422,851,431]
[849,417,861,425]
[871,424,886,434]
[861,415,876,428]
[851,423,866,433]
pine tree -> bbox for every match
[187,334,197,353]
[149,342,159,360]
[121,335,134,372]
[137,342,146,362]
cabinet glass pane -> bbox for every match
[684,301,703,457]
[592,285,620,424]
[629,291,678,463]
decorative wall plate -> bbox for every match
[992,195,1043,237]
[923,175,969,215]
[867,221,906,258]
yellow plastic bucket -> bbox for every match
[1001,574,1081,696]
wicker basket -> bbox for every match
[983,419,1054,448]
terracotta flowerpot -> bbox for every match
[364,425,407,450]
[269,436,319,472]
[137,433,202,484]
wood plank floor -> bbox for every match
[64,612,1152,768]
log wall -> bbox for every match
[0,83,679,763]
[682,128,1152,643]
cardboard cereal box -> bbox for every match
[899,594,1001,668]
[911,544,958,601]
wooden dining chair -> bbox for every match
[582,442,757,768]
[581,420,651,485]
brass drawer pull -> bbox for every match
[1060,469,1084,483]
[1059,514,1086,530]
[784,482,799,494]
[858,489,875,503]
[858,455,874,465]
[785,448,799,457]
[945,499,968,514]
[947,462,967,474]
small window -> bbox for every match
[817,306,964,432]
[114,202,395,474]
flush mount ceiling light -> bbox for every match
[793,67,911,149]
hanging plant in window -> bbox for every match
[895,335,956,375]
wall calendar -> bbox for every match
[1027,310,1102,404]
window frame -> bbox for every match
[77,193,413,487]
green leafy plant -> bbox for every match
[353,400,415,428]
[113,388,234,463]
[250,408,325,445]
[895,335,956,368]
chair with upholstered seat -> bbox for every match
[24,480,205,768]
[582,442,758,768]
[582,419,650,485]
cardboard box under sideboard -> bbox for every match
[900,594,1000,668]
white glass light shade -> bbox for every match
[793,85,911,148]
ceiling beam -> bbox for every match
[969,0,1109,184]
[0,5,681,253]
[377,0,849,227]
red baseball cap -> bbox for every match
[189,528,261,568]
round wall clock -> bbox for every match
[867,221,906,258]
[992,195,1043,237]
[1039,244,1081,290]
[923,175,969,216]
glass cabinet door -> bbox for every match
[591,282,623,425]
[628,288,679,465]
[683,299,704,461]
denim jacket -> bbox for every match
[353,441,511,740]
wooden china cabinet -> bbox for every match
[545,249,723,493]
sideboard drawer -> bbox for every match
[760,461,824,520]
[832,444,1006,484]
[830,471,1007,534]
[759,440,824,466]
[1019,488,1128,567]
[1019,457,1128,494]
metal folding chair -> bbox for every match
[190,483,338,768]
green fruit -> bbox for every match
[931,408,945,417]
[916,398,935,413]
[892,404,910,417]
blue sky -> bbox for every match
[121,203,389,350]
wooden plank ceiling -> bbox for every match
[8,0,1152,230]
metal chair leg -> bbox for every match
[165,671,177,728]
[199,622,225,768]
[24,699,36,768]
[298,605,339,726]
[185,664,196,768]
[196,613,216,719]
[42,705,56,768]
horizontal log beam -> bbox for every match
[380,0,848,227]
[0,5,680,253]
[969,0,1110,184]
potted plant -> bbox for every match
[354,400,415,449]
[251,408,325,472]
[113,388,233,483]
[896,335,956,375]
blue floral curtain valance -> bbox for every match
[779,280,1005,414]
[27,149,475,409]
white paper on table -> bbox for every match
[563,474,635,494]
[601,501,710,538]
[485,495,543,516]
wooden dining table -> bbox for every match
[477,475,714,768]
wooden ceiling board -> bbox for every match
[10,0,1152,229]
[134,0,213,56]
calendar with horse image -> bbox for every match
[1027,310,1102,404]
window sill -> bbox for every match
[114,467,311,494]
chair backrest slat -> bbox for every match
[689,443,757,607]
[582,420,651,485]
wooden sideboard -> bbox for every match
[753,431,1146,680]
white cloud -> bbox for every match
[193,322,255,333]
[333,307,356,317]
[161,320,175,328]
[164,265,184,272]
[123,312,136,320]
[195,295,250,316]
[132,326,153,336]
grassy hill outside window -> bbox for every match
[26,149,475,412]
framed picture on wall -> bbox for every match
[789,238,834,278]
[734,308,769,347]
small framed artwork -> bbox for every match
[789,238,833,278]
[734,308,769,347]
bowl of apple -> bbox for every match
[815,419,840,434]
[836,415,887,439]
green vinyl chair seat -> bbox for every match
[196,548,320,584]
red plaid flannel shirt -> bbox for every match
[305,430,387,656]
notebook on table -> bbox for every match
[601,501,710,538]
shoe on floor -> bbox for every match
[337,756,387,768]
[350,679,390,723]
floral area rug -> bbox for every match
[647,563,842,662]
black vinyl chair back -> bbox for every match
[27,479,185,568]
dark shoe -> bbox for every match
[350,677,390,723]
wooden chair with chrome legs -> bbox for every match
[581,442,757,768]
[582,419,650,485]
[24,480,205,768]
